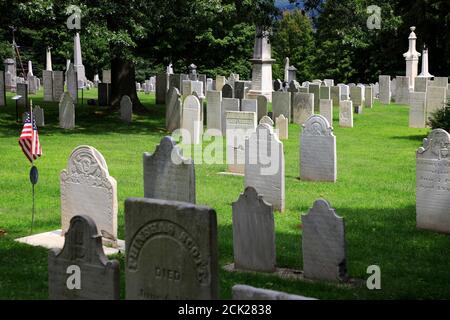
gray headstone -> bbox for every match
[234,81,246,100]
[166,87,182,132]
[59,92,75,129]
[34,106,44,127]
[416,129,450,233]
[394,76,410,104]
[43,70,53,102]
[98,83,111,106]
[222,98,240,135]
[232,285,316,300]
[350,86,364,109]
[67,63,78,104]
[0,71,5,107]
[144,136,195,203]
[48,215,120,300]
[256,95,268,122]
[319,86,330,100]
[17,83,28,109]
[232,187,275,272]
[120,95,133,123]
[379,75,391,104]
[302,199,347,282]
[156,73,168,104]
[330,86,341,107]
[241,99,257,114]
[292,93,313,125]
[364,86,373,108]
[125,198,218,300]
[339,100,353,128]
[429,77,448,88]
[272,91,291,121]
[53,71,64,102]
[319,99,333,125]
[426,86,447,120]
[414,77,428,93]
[102,70,111,84]
[169,74,182,91]
[409,92,426,128]
[222,83,234,98]
[308,83,321,112]
[300,115,337,182]
[206,90,223,135]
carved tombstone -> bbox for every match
[120,95,133,123]
[232,187,275,272]
[60,146,118,245]
[416,129,450,233]
[165,87,182,132]
[222,83,234,98]
[302,199,347,282]
[181,95,202,145]
[275,114,288,140]
[339,100,353,128]
[125,198,218,300]
[300,115,337,182]
[259,115,274,127]
[143,136,195,204]
[292,93,314,125]
[59,92,75,129]
[48,215,120,300]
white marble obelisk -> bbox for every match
[418,45,434,79]
[46,47,53,71]
[247,26,275,102]
[284,57,289,83]
[27,60,33,77]
[403,27,421,90]
[73,32,86,86]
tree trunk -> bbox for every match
[110,58,145,111]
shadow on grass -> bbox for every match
[390,134,427,142]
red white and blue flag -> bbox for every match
[19,112,42,163]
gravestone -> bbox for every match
[60,146,118,244]
[379,75,391,104]
[409,92,426,128]
[0,71,5,107]
[302,199,347,282]
[165,87,182,132]
[426,86,447,120]
[191,80,204,97]
[59,92,75,129]
[395,76,410,104]
[156,73,168,104]
[125,198,218,300]
[216,76,226,92]
[226,111,257,174]
[273,79,282,92]
[206,90,223,135]
[288,80,300,113]
[319,99,333,125]
[232,187,275,272]
[182,80,192,97]
[43,70,53,102]
[169,74,182,91]
[120,95,133,123]
[272,91,291,121]
[221,98,240,135]
[48,215,120,300]
[416,129,450,233]
[102,70,111,83]
[292,93,314,125]
[257,95,268,122]
[222,83,234,98]
[241,99,257,114]
[364,86,373,108]
[300,115,337,182]
[338,84,349,100]
[350,86,363,109]
[144,136,195,203]
[414,77,428,92]
[330,86,341,107]
[308,83,321,112]
[181,95,202,144]
[259,115,274,127]
[339,100,353,128]
[429,77,448,88]
[245,124,285,212]
[232,285,316,300]
[28,75,37,95]
[391,78,397,101]
[234,81,246,100]
[67,64,78,104]
[275,115,288,140]
[17,83,28,109]
[98,83,111,106]
[53,71,64,102]
[319,86,330,100]
[34,106,45,127]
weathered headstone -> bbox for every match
[232,285,316,300]
[330,86,341,107]
[273,79,282,92]
[17,83,28,109]
[206,90,223,135]
[350,86,363,109]
[169,74,182,91]
[272,91,291,121]
[292,93,314,125]
[48,215,120,300]
[0,71,5,107]
[395,76,410,104]
[102,70,111,84]
[156,73,168,104]
[221,98,240,135]
[302,199,347,282]
[409,92,426,128]
[308,83,321,112]
[241,99,258,114]
[245,124,285,212]
[232,187,275,272]
[319,99,333,125]
[67,64,78,104]
[216,76,226,92]
[319,86,330,100]
[275,114,288,140]
[34,106,44,127]
[125,198,218,300]
[165,87,182,132]
[426,86,447,120]
[234,81,246,100]
[259,115,274,127]
[98,83,111,106]
[144,136,195,203]
[339,100,353,128]
[429,77,448,88]
[364,86,373,108]
[59,92,75,129]
[222,83,234,98]
[337,84,349,100]
[120,95,133,123]
[414,77,428,92]
[53,71,64,102]
[257,95,268,122]
[181,95,202,144]
[226,111,257,174]
[43,70,53,102]
[379,75,391,104]
[300,115,337,182]
[191,80,204,97]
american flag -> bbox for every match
[19,112,42,163]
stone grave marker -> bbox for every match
[395,76,410,104]
[292,92,314,125]
[182,95,202,145]
[156,73,168,104]
[34,106,45,127]
[300,115,337,182]
[222,83,234,98]
[102,70,111,83]
[59,92,75,129]
[169,74,182,91]
[272,91,291,121]
[302,199,347,282]
[17,83,28,109]
[48,215,120,300]
[125,198,218,300]
[165,87,182,132]
[416,129,450,233]
[232,187,275,272]
[67,63,78,104]
[232,285,316,300]
[241,99,258,114]
[43,70,53,102]
[259,115,274,127]
[308,83,321,112]
[414,77,428,93]
[235,81,246,100]
[350,86,363,109]
[0,71,5,107]
[273,79,282,92]
[144,136,195,203]
[60,146,118,245]
[320,86,330,100]
[216,76,226,92]
[221,98,240,135]
[339,100,353,128]
[319,99,333,125]
[379,75,391,104]
[206,90,223,135]
[330,86,341,107]
[409,92,426,128]
[426,86,447,120]
[364,86,373,108]
[120,95,133,123]
[245,124,285,212]
[257,95,268,122]
[275,115,288,140]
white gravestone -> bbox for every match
[53,71,64,102]
[339,100,353,128]
[300,115,337,182]
[60,146,118,245]
[67,63,78,104]
[206,90,223,135]
[416,129,450,234]
[319,99,333,125]
[120,95,133,123]
[221,98,240,135]
[426,86,447,120]
[275,115,288,140]
[259,115,274,127]
[241,99,258,114]
[409,92,426,128]
[59,92,75,129]
[379,75,391,104]
[292,93,314,125]
[181,95,202,145]
[245,124,285,212]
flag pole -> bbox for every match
[30,99,35,234]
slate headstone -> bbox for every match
[256,95,268,122]
[292,92,313,125]
[156,73,168,104]
[272,91,291,121]
[222,83,234,98]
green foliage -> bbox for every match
[428,106,450,132]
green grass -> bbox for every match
[1,88,449,300]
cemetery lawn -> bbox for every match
[1,89,449,300]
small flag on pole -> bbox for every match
[19,112,42,163]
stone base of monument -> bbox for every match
[15,229,125,256]
[223,263,364,287]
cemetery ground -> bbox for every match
[1,89,450,300]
